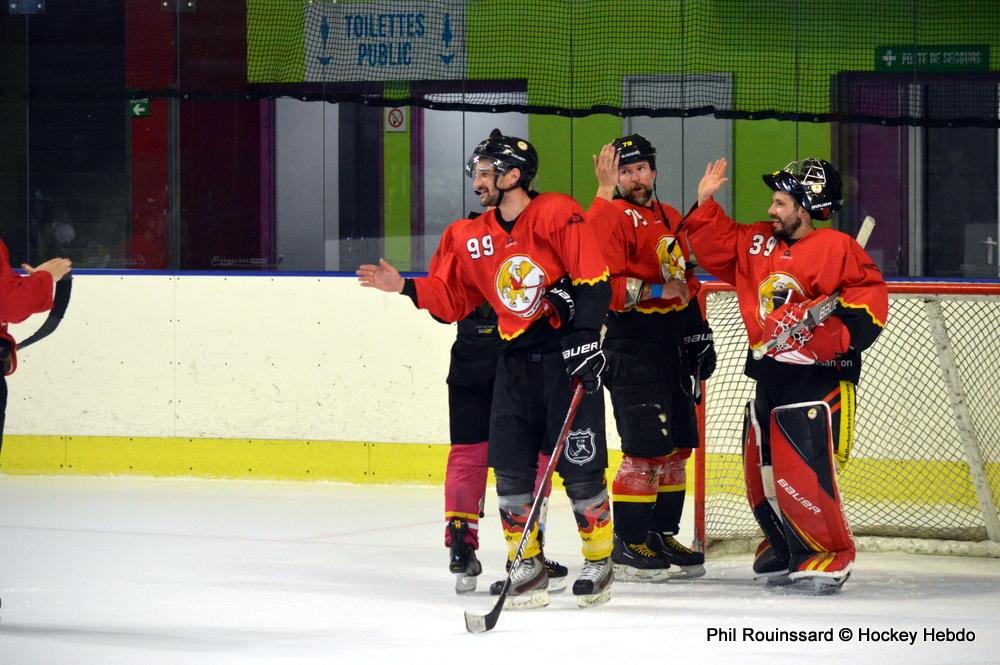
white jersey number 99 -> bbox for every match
[467,235,495,259]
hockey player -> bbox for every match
[587,136,715,581]
[358,129,614,609]
[0,246,72,445]
[0,242,71,610]
[441,291,568,594]
[684,157,888,592]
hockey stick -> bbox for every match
[464,380,586,634]
[17,274,72,351]
[753,216,875,360]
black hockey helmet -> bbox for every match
[465,128,538,189]
[612,133,656,170]
[762,158,843,221]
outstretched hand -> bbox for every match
[356,258,405,293]
[22,258,72,282]
[592,143,619,200]
[697,158,729,205]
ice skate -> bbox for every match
[448,520,482,594]
[544,557,569,592]
[647,531,706,579]
[450,541,482,594]
[752,539,792,585]
[786,551,853,594]
[573,557,613,607]
[502,553,549,609]
[490,555,567,595]
[611,534,671,582]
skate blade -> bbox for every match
[666,564,706,580]
[801,572,850,595]
[762,573,795,586]
[547,577,568,594]
[503,588,549,610]
[612,563,671,583]
[455,573,478,594]
[772,571,850,594]
[575,587,612,608]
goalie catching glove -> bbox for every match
[560,330,606,394]
[761,296,850,365]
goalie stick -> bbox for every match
[464,380,585,634]
[752,216,875,360]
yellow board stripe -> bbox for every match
[1,436,636,488]
[8,437,993,513]
[704,452,999,507]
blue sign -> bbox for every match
[306,1,466,82]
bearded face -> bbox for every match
[618,161,655,206]
[768,191,806,241]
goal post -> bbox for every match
[694,281,1000,557]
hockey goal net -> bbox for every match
[694,281,1000,557]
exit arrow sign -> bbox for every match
[130,98,151,117]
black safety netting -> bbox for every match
[2,0,999,127]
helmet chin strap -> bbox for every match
[493,171,524,209]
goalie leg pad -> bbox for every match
[770,401,855,580]
[444,441,488,548]
[742,401,789,576]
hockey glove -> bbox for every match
[683,319,716,382]
[560,330,606,394]
[541,277,576,330]
[762,299,850,365]
[682,319,716,402]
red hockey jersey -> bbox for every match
[414,193,608,341]
[685,198,888,382]
[0,239,57,375]
[588,196,701,314]
[0,240,54,324]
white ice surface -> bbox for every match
[1,475,998,665]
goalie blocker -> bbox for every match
[742,379,856,592]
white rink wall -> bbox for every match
[5,273,623,448]
[7,274,450,443]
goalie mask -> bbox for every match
[465,128,538,189]
[612,133,656,171]
[762,158,843,221]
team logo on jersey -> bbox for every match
[757,273,804,321]
[495,255,546,317]
[655,236,687,283]
[564,429,597,466]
